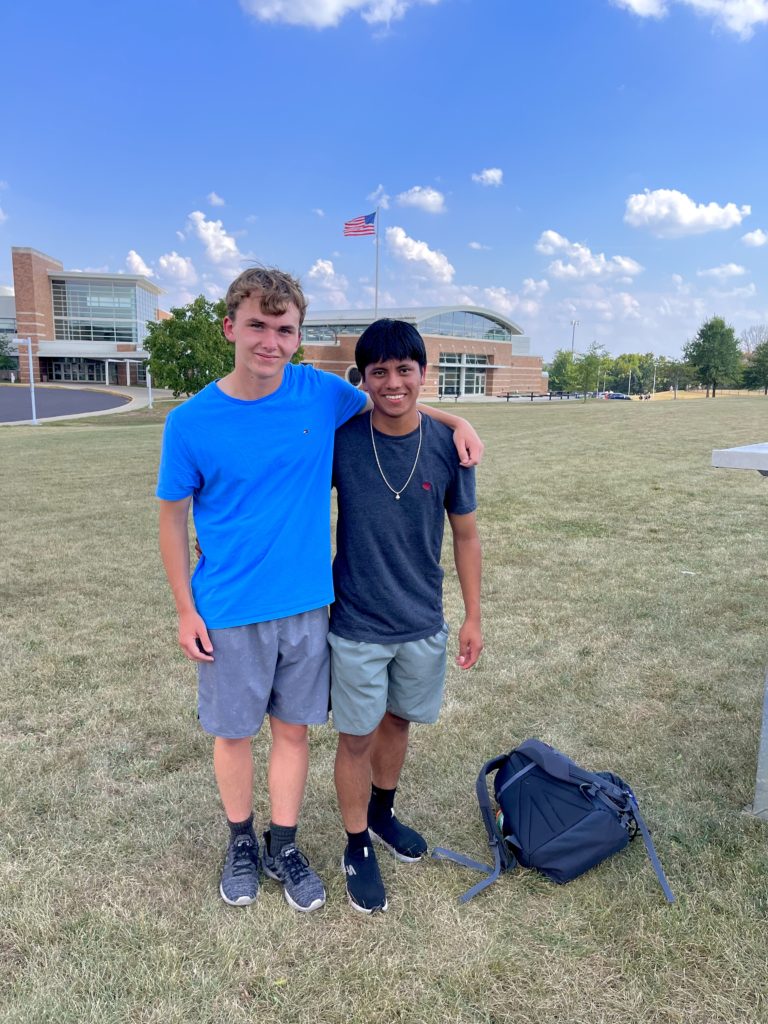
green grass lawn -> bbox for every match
[1,397,767,1024]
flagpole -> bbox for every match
[374,205,380,320]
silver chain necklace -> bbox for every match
[369,412,422,500]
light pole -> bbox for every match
[15,337,38,424]
[652,357,658,396]
[570,319,580,355]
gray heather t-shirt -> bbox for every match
[330,412,477,643]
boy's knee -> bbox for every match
[269,717,308,747]
[382,710,410,732]
[338,731,374,758]
[215,735,253,751]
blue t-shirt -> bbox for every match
[156,364,367,629]
[330,412,476,643]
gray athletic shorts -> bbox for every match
[328,623,449,736]
[197,608,330,739]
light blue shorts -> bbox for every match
[328,623,449,736]
[197,608,330,739]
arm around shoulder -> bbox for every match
[418,404,484,467]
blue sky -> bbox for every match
[2,0,768,360]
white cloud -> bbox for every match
[523,278,550,298]
[158,251,198,285]
[616,292,642,319]
[712,282,757,298]
[0,284,14,296]
[201,278,226,300]
[386,226,454,282]
[395,185,446,214]
[742,228,768,247]
[671,272,693,295]
[471,168,503,187]
[368,184,390,210]
[0,207,7,225]
[686,0,768,38]
[187,210,243,269]
[611,0,768,38]
[535,229,643,279]
[176,230,186,241]
[207,191,225,207]
[484,286,545,318]
[697,262,747,280]
[126,250,154,278]
[307,258,350,306]
[239,0,441,28]
[468,241,490,250]
[313,208,325,218]
[625,188,750,237]
[610,0,666,16]
[565,291,642,323]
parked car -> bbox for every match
[606,392,632,400]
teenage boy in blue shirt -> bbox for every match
[156,270,482,913]
[330,319,483,913]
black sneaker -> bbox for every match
[219,833,259,906]
[368,809,427,863]
[262,837,326,913]
[342,843,388,914]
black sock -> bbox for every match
[369,784,396,825]
[266,822,297,857]
[346,828,370,853]
[228,813,256,841]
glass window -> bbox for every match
[420,311,511,341]
[51,277,158,346]
[439,366,460,396]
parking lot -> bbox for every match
[0,384,132,423]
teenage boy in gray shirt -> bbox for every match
[330,319,483,913]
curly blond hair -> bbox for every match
[225,266,308,324]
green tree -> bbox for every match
[655,357,694,396]
[610,353,642,395]
[683,316,742,397]
[546,349,577,392]
[144,296,232,396]
[743,339,768,395]
[0,334,17,371]
[574,342,607,399]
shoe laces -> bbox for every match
[230,836,257,876]
[278,846,310,883]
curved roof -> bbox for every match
[303,305,525,337]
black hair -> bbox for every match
[355,319,427,376]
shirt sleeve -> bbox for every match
[319,369,368,427]
[445,463,477,516]
[156,410,202,500]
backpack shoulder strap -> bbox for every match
[432,752,516,902]
[627,796,676,903]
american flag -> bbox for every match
[343,212,376,236]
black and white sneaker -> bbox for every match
[368,809,427,863]
[219,833,260,906]
[342,844,388,914]
[262,839,326,913]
